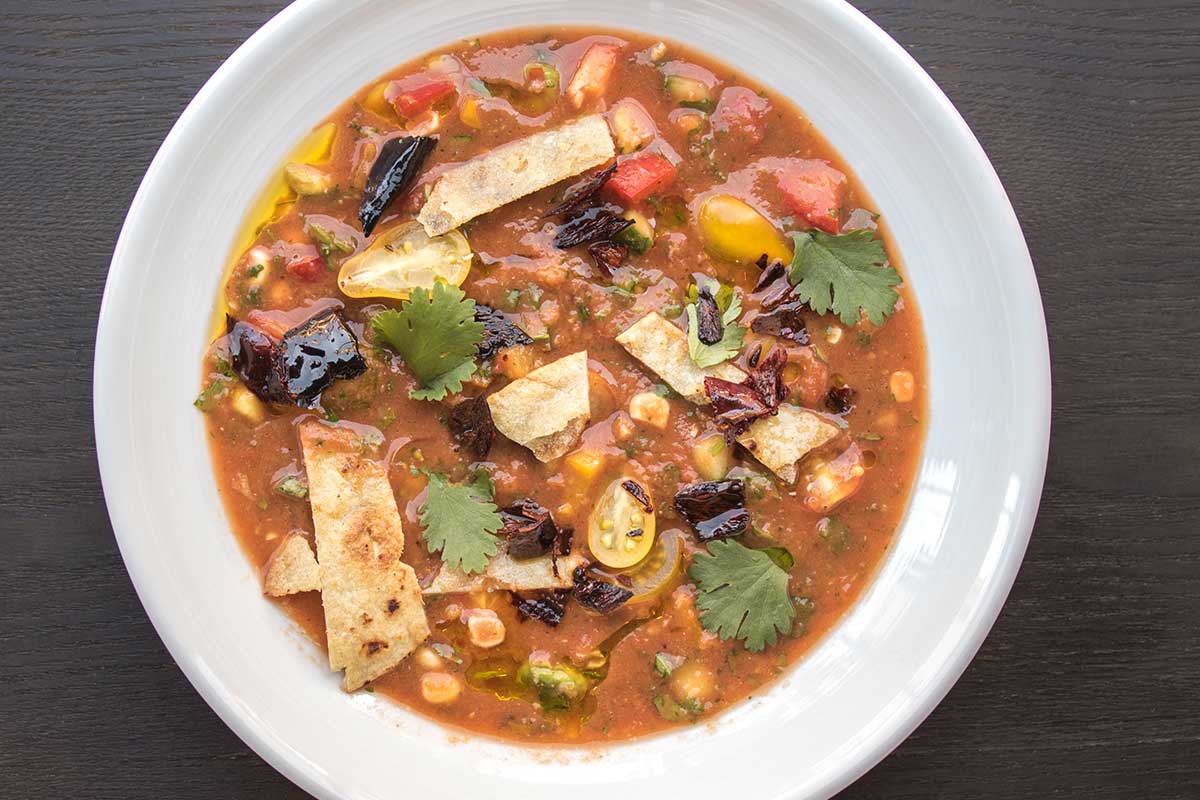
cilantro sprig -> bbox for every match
[419,469,502,575]
[688,539,795,652]
[372,282,483,401]
[788,229,900,326]
[684,277,746,368]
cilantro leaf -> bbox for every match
[788,229,900,326]
[419,470,502,575]
[372,282,483,401]
[688,539,795,651]
[685,283,746,368]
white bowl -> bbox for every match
[94,1,1050,798]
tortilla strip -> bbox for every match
[615,312,745,403]
[616,312,841,482]
[487,350,590,462]
[263,533,321,597]
[417,114,615,236]
[298,420,430,691]
[424,548,587,595]
[736,405,841,484]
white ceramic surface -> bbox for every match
[94,1,1050,798]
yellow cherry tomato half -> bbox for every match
[697,194,792,266]
[588,478,657,569]
[338,220,472,300]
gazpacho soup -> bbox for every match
[197,27,927,743]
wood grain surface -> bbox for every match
[1,1,1197,797]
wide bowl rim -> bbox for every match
[94,1,1050,798]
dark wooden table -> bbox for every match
[2,1,1197,797]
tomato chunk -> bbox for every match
[286,254,325,282]
[567,44,620,108]
[386,74,457,117]
[605,154,676,205]
[776,160,847,234]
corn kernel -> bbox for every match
[420,672,462,705]
[825,325,844,345]
[629,392,670,429]
[889,370,915,403]
[230,386,265,425]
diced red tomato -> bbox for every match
[605,154,676,205]
[776,160,847,234]
[711,87,769,146]
[567,44,620,108]
[286,254,325,282]
[386,74,457,117]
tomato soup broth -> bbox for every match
[198,28,926,743]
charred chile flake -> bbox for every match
[572,565,633,614]
[696,287,723,345]
[448,395,495,459]
[475,304,534,360]
[501,499,560,560]
[547,163,617,218]
[512,590,569,627]
[620,479,654,513]
[753,256,788,293]
[626,528,644,539]
[673,480,749,541]
[386,598,400,614]
[745,347,787,407]
[825,386,857,415]
[751,299,810,345]
[553,206,633,250]
[359,136,436,237]
[587,240,628,278]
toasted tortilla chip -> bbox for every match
[738,405,842,484]
[487,350,590,462]
[417,115,615,236]
[424,547,587,595]
[263,533,321,597]
[615,312,745,403]
[298,420,430,691]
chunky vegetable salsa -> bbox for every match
[198,28,927,743]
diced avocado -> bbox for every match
[664,75,714,111]
[517,660,589,712]
[615,209,654,254]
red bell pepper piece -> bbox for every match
[286,254,325,283]
[386,74,457,117]
[605,154,677,205]
[776,160,847,235]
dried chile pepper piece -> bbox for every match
[553,206,633,249]
[512,590,570,627]
[825,385,857,415]
[500,498,560,560]
[751,299,810,344]
[448,395,495,459]
[277,308,368,407]
[572,565,633,614]
[695,287,724,345]
[704,347,788,435]
[620,479,654,513]
[227,316,289,404]
[587,240,628,278]
[547,163,617,218]
[673,480,749,541]
[359,136,437,237]
[474,304,533,360]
